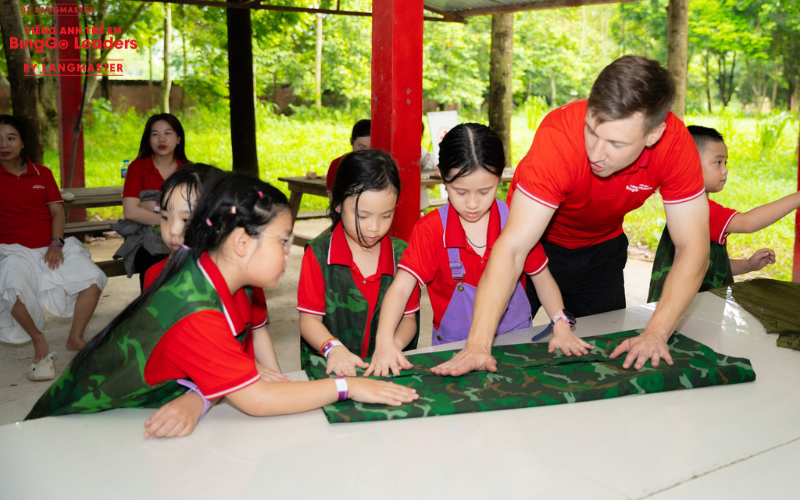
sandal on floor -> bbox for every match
[28,352,57,381]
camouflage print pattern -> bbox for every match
[710,278,800,351]
[26,256,251,420]
[306,330,755,423]
[300,233,420,369]
[648,227,733,303]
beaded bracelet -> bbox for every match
[177,379,211,419]
[48,242,63,249]
[333,376,348,401]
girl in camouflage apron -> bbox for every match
[27,175,418,436]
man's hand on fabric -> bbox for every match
[430,344,497,376]
[609,333,673,370]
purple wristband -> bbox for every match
[177,379,211,419]
[333,376,348,402]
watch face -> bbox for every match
[563,309,576,326]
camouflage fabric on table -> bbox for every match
[26,256,252,420]
[710,278,800,351]
[648,227,733,303]
[306,330,755,423]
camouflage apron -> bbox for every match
[648,226,733,303]
[306,330,756,423]
[300,233,420,370]
[26,255,252,420]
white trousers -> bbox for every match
[0,238,107,344]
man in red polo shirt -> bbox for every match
[432,56,710,376]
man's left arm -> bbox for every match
[611,195,709,369]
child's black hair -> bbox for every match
[73,175,289,366]
[0,115,28,161]
[136,113,189,162]
[350,119,371,144]
[687,125,725,153]
[438,123,505,184]
[329,149,400,247]
[160,163,225,215]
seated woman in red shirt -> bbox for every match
[0,115,106,380]
[114,113,190,290]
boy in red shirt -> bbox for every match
[325,119,371,197]
[648,125,800,301]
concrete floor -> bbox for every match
[0,220,653,426]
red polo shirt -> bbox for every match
[122,156,184,199]
[297,224,420,358]
[398,201,548,331]
[143,255,268,330]
[325,154,346,192]
[0,159,63,249]
[507,99,705,249]
[144,253,261,399]
[708,198,738,246]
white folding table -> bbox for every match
[2,292,799,499]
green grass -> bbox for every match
[45,105,800,281]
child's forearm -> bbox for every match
[394,314,418,350]
[730,258,750,276]
[374,271,417,350]
[252,327,281,372]
[728,191,800,233]
[529,268,566,319]
[299,313,337,353]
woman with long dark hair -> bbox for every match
[114,113,190,290]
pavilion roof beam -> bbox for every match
[132,0,464,22]
[452,0,638,17]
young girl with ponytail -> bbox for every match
[26,174,418,437]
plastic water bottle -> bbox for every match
[121,159,130,179]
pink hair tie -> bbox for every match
[257,191,263,199]
[181,244,191,250]
[231,206,237,214]
[205,218,213,227]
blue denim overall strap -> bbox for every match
[431,202,532,345]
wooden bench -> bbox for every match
[64,220,119,238]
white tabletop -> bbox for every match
[2,292,799,500]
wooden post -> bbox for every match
[55,0,85,223]
[226,2,259,178]
[794,126,800,283]
[315,13,322,107]
[160,5,172,113]
[488,13,514,167]
[666,0,688,119]
[371,0,423,241]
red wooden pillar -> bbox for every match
[371,0,423,241]
[55,0,85,223]
[793,128,800,282]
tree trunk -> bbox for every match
[181,6,187,112]
[148,40,154,110]
[227,3,259,178]
[550,69,557,107]
[704,52,712,113]
[315,13,322,108]
[80,0,108,110]
[488,13,513,168]
[666,0,688,119]
[160,5,172,113]
[0,0,43,163]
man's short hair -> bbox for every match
[686,125,725,153]
[587,55,676,134]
